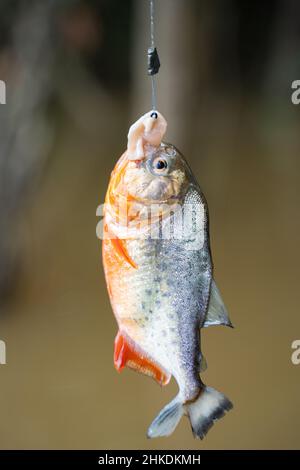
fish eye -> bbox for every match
[152,157,168,173]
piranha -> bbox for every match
[102,111,233,439]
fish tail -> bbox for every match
[147,394,184,438]
[147,386,232,439]
[186,385,233,439]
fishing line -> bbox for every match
[148,0,160,117]
[150,0,155,48]
[150,0,156,112]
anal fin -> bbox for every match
[114,331,170,386]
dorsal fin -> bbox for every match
[202,279,233,328]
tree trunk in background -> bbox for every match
[0,1,55,304]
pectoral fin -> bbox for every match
[202,279,233,328]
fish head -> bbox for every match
[122,143,191,205]
[105,111,199,232]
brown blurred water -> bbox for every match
[0,81,299,449]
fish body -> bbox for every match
[102,112,233,439]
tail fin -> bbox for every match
[147,395,184,438]
[147,386,232,439]
[187,386,233,439]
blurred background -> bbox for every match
[0,0,299,449]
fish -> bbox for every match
[102,111,233,439]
